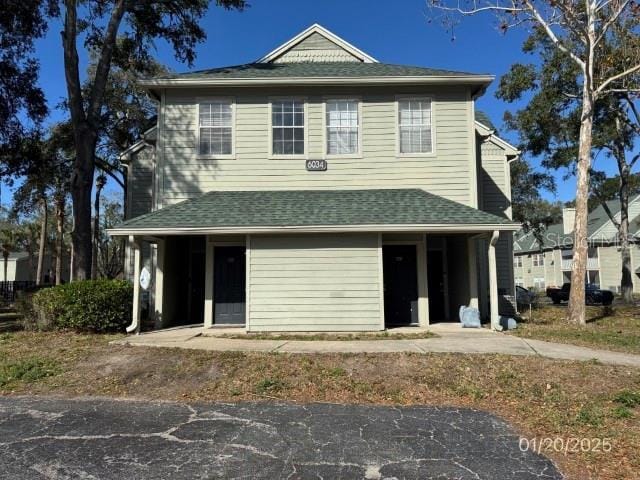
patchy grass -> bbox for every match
[0,357,60,387]
[1,331,639,479]
[513,305,640,354]
[212,331,436,341]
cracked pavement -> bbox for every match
[0,396,562,479]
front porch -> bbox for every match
[126,230,514,334]
[110,189,519,334]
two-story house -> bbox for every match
[111,24,520,333]
[514,196,640,293]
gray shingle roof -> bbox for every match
[513,195,640,253]
[113,189,516,232]
[146,62,489,81]
[475,110,496,130]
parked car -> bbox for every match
[515,285,536,305]
[546,283,614,305]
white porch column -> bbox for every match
[203,237,214,329]
[127,236,142,334]
[467,237,479,309]
[418,234,429,327]
[154,239,165,329]
[488,230,500,330]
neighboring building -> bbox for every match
[513,194,640,293]
[0,252,32,282]
[112,24,520,332]
[0,251,69,284]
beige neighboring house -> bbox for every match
[513,194,640,293]
[0,252,32,282]
[0,251,69,285]
[111,24,521,333]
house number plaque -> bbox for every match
[306,159,327,171]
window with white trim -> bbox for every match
[326,99,359,155]
[532,253,544,267]
[398,98,433,154]
[272,99,305,155]
[515,278,524,287]
[533,277,545,290]
[513,256,523,268]
[198,100,233,155]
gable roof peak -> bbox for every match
[257,23,378,64]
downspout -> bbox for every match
[488,230,500,330]
[127,235,142,334]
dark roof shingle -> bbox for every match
[474,110,496,130]
[147,62,490,81]
[513,195,640,253]
[114,189,516,232]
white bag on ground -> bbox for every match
[459,305,481,328]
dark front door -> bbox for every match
[427,250,446,321]
[383,245,419,326]
[214,246,246,325]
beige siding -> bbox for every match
[479,140,511,219]
[598,245,640,293]
[477,136,514,300]
[248,234,382,331]
[632,244,640,293]
[549,250,564,287]
[514,249,563,290]
[128,147,155,219]
[0,260,19,281]
[273,32,360,63]
[159,86,473,207]
[599,246,622,292]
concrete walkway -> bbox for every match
[113,325,640,368]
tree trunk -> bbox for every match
[70,127,97,281]
[567,90,594,325]
[55,196,65,285]
[91,181,104,280]
[620,206,632,303]
[611,115,634,303]
[36,198,48,285]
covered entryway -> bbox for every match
[426,249,446,321]
[213,246,246,325]
[383,245,419,327]
[114,190,521,334]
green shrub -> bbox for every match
[30,280,133,333]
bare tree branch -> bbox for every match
[597,64,640,95]
[595,0,630,45]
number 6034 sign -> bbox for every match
[306,159,327,171]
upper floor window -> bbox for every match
[326,99,359,155]
[513,256,522,268]
[398,98,433,154]
[272,99,305,155]
[199,100,233,156]
[532,253,544,267]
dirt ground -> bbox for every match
[1,331,639,479]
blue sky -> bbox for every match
[13,0,628,206]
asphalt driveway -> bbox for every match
[0,397,562,479]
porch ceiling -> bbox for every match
[109,189,520,236]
